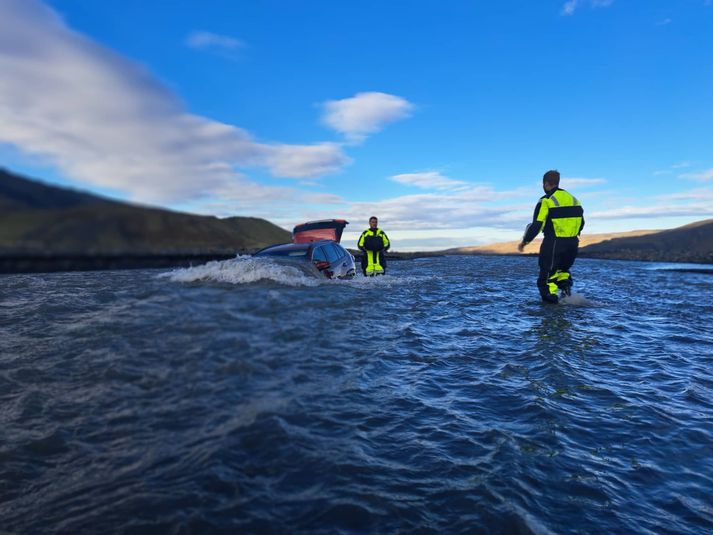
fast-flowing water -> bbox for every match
[2,255,712,534]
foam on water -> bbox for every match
[162,255,434,289]
[160,255,321,287]
[559,292,601,306]
[341,272,434,288]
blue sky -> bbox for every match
[1,0,712,250]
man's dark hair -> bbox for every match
[543,170,560,187]
[369,216,378,221]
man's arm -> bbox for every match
[518,199,547,251]
[357,231,367,251]
[381,231,390,251]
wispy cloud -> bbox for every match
[654,161,692,175]
[185,31,245,60]
[679,168,713,182]
[321,92,414,143]
[590,202,713,219]
[602,206,713,219]
[562,177,607,188]
[262,143,350,178]
[561,0,614,16]
[561,1,578,15]
[186,30,244,51]
[390,171,467,191]
[656,18,673,26]
[0,0,349,203]
[657,187,713,202]
[293,183,532,232]
[285,175,711,245]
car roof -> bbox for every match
[257,243,311,254]
[312,240,342,247]
[255,240,342,255]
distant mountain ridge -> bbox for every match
[445,230,660,256]
[446,219,713,264]
[0,169,111,211]
[0,168,291,255]
[579,219,713,264]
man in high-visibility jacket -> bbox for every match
[358,216,390,276]
[518,170,585,303]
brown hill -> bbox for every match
[579,219,713,264]
[445,220,713,264]
[0,168,291,256]
[446,230,659,255]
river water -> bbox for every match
[1,255,712,534]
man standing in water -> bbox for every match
[518,170,585,304]
[358,216,390,276]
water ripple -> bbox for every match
[1,256,712,533]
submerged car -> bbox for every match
[253,219,356,279]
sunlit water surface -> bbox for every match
[1,255,712,534]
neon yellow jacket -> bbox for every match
[358,228,390,251]
[522,188,584,243]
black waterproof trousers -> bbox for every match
[360,250,387,276]
[537,237,579,301]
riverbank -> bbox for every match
[0,253,240,274]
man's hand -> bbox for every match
[517,241,526,253]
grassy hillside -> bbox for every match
[0,168,291,255]
[444,220,713,264]
[446,230,659,256]
[579,219,713,263]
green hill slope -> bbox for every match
[0,168,291,255]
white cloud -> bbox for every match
[679,168,713,182]
[321,92,414,142]
[654,161,692,175]
[195,172,711,250]
[657,187,713,202]
[590,203,713,219]
[186,31,244,51]
[562,177,607,188]
[279,177,712,248]
[390,171,467,191]
[302,184,532,232]
[656,18,673,26]
[261,143,350,178]
[302,192,347,205]
[561,1,579,15]
[561,0,613,16]
[0,0,349,203]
